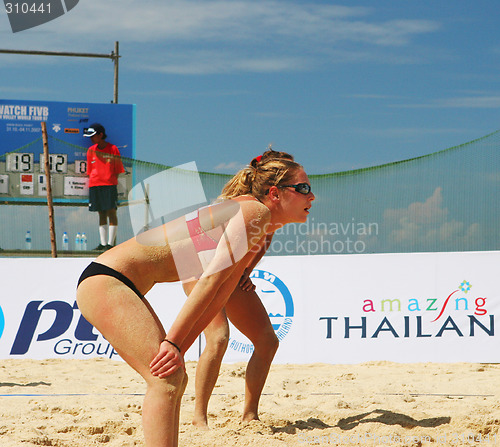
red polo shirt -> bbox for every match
[87,143,125,187]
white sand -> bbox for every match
[0,359,499,446]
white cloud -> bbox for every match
[385,187,448,225]
[0,85,52,95]
[1,0,440,74]
[354,127,466,139]
[48,1,424,45]
[436,96,500,108]
[391,96,500,109]
[384,187,480,249]
[345,93,408,100]
[145,52,307,75]
[213,161,245,173]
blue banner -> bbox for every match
[0,99,135,162]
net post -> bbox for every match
[113,41,119,104]
[41,122,57,258]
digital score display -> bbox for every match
[0,154,130,204]
[1,152,89,201]
[39,154,68,174]
[6,153,69,174]
[6,153,34,172]
[0,99,135,204]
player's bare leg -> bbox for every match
[225,287,279,422]
[192,310,229,428]
[77,275,187,446]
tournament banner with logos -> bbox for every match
[0,99,135,204]
[0,99,135,161]
[0,252,498,363]
[226,252,499,364]
[0,258,199,361]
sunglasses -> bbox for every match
[279,183,312,195]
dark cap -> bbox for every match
[83,123,106,137]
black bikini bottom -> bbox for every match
[77,262,145,300]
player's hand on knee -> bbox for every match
[239,268,256,292]
[150,340,184,378]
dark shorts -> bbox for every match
[77,262,145,300]
[89,185,118,212]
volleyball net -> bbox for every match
[1,130,499,255]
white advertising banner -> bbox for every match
[227,252,500,364]
[0,258,198,362]
[0,252,498,364]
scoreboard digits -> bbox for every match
[2,152,89,199]
[6,153,34,172]
[40,154,68,174]
[75,160,87,175]
[1,153,127,202]
[6,153,70,174]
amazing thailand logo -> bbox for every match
[228,269,294,354]
[320,280,494,339]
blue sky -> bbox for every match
[1,0,499,175]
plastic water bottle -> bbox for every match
[81,233,87,251]
[25,231,32,250]
[75,233,81,251]
[62,232,69,251]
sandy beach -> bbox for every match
[0,359,499,446]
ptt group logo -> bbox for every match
[228,269,294,354]
[7,300,118,359]
[319,280,495,340]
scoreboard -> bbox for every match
[2,152,84,201]
[0,152,131,204]
[7,153,69,173]
[0,99,135,204]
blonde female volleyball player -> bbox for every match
[192,150,299,428]
[76,154,314,447]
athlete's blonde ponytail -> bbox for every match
[220,149,301,200]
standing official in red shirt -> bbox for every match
[84,123,125,250]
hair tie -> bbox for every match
[250,155,263,169]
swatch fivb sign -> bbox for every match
[4,0,79,33]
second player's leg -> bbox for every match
[225,287,279,421]
[192,310,229,427]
